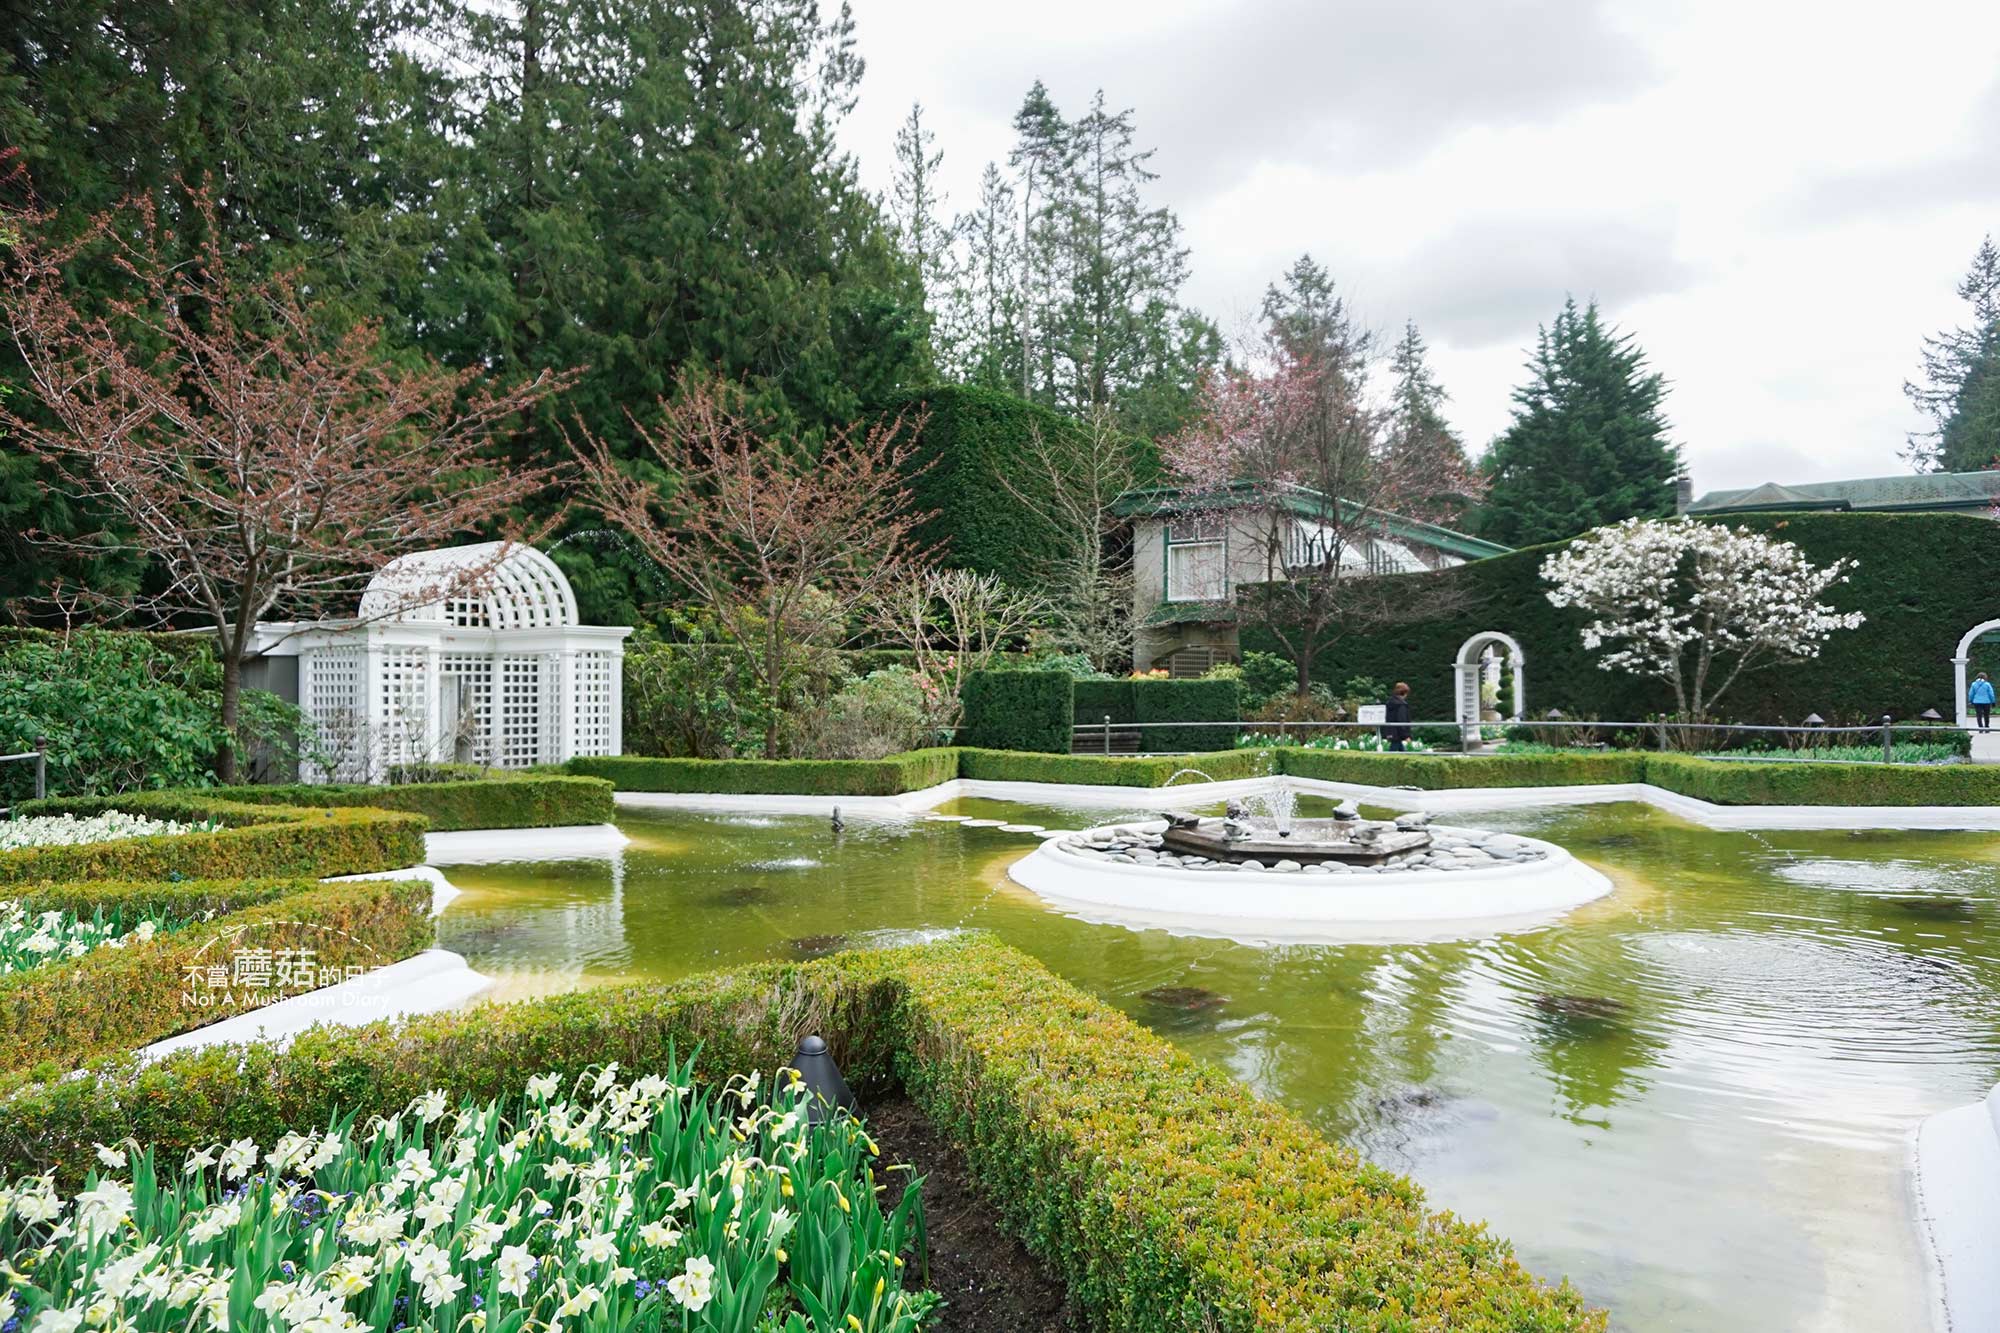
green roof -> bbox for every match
[1687,470,2000,515]
[1113,482,1512,562]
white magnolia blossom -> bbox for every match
[1542,516,1866,719]
[0,810,221,852]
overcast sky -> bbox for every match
[834,0,2000,495]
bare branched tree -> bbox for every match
[0,189,574,780]
[994,407,1141,670]
[866,568,1049,732]
[570,376,933,758]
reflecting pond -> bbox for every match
[434,797,2000,1332]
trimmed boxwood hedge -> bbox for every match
[958,670,1074,753]
[197,774,615,831]
[1277,748,1650,790]
[0,935,1602,1331]
[569,748,963,797]
[0,875,433,1084]
[1073,678,1241,751]
[1,792,424,886]
[958,747,1269,788]
[1242,511,2000,726]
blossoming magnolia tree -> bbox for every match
[1541,516,1866,722]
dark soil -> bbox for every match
[866,1095,1080,1333]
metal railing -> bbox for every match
[1074,715,1969,764]
[0,737,48,817]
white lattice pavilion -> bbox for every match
[248,543,632,782]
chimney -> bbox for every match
[1675,475,1694,514]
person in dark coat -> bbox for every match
[1383,681,1413,752]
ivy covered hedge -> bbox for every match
[1,793,423,886]
[569,748,963,796]
[958,671,1074,752]
[1243,511,2000,725]
[0,935,1602,1331]
[0,876,433,1085]
[198,774,615,831]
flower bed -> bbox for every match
[0,809,222,852]
[0,1061,932,1333]
[0,900,164,976]
[0,936,1603,1331]
[1239,730,1432,753]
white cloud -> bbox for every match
[836,0,2000,491]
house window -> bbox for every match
[1166,520,1226,601]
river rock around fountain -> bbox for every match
[1055,815,1549,874]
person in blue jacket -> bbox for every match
[1971,672,1996,730]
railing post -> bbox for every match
[1103,714,1112,756]
[1882,715,1893,765]
[32,736,45,802]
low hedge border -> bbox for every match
[570,748,963,797]
[2,792,424,886]
[1276,748,1649,791]
[196,774,616,832]
[956,747,1268,788]
[0,875,433,1085]
[0,935,1602,1331]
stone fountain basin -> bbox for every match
[1007,819,1614,946]
[1161,817,1430,866]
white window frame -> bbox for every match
[1165,520,1228,602]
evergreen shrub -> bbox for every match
[197,775,615,831]
[0,936,1603,1331]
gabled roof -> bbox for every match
[1112,481,1512,561]
[1687,470,2000,515]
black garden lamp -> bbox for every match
[791,1034,856,1125]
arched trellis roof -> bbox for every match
[1954,619,2000,662]
[1455,630,1526,666]
[359,542,579,630]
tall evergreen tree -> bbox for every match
[1905,236,2000,472]
[890,101,954,323]
[1007,80,1068,400]
[1385,320,1471,481]
[946,162,1022,391]
[1261,254,1371,397]
[1478,297,1681,547]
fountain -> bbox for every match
[1159,777,1431,867]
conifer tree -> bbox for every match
[947,163,1023,390]
[1905,236,2000,472]
[890,102,955,323]
[1385,321,1472,489]
[1008,81,1069,399]
[1478,298,1681,547]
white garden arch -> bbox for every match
[1455,632,1525,747]
[250,542,631,782]
[1952,619,2000,728]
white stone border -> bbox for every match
[423,822,630,864]
[617,775,2000,831]
[1914,1083,2000,1332]
[1007,821,1612,945]
[138,949,491,1062]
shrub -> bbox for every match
[2,793,423,886]
[1233,649,1296,712]
[569,749,963,797]
[957,671,1073,753]
[622,617,770,758]
[197,775,615,832]
[1641,752,2000,806]
[0,936,1602,1331]
[1275,748,1647,789]
[0,629,303,802]
[0,875,432,1080]
[1071,679,1136,726]
[787,667,935,759]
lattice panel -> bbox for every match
[441,653,495,765]
[303,645,365,781]
[570,650,617,758]
[498,654,546,767]
[375,647,432,769]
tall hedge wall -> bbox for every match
[958,670,1074,752]
[1241,512,2000,725]
[883,384,1155,585]
[1071,678,1239,750]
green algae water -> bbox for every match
[435,797,2000,1332]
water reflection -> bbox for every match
[433,800,2000,1333]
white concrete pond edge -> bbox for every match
[1915,1084,2000,1333]
[1006,820,1613,946]
[616,774,2000,831]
